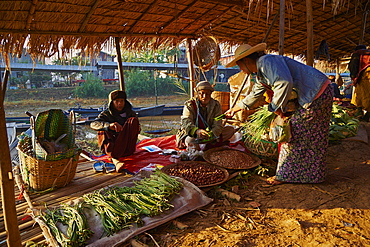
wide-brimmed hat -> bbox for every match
[195,81,214,92]
[225,43,267,68]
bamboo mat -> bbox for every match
[0,158,131,247]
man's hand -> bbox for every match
[196,129,210,139]
[109,122,123,132]
[225,106,242,118]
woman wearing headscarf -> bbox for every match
[225,43,333,185]
[90,90,140,164]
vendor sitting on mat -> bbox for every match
[90,90,140,165]
[176,81,235,151]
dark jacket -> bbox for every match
[90,100,137,131]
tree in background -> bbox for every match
[124,69,179,97]
[74,73,107,98]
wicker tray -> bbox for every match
[18,148,81,191]
[161,161,229,188]
[203,147,261,170]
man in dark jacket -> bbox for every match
[90,90,140,163]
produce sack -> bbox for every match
[269,115,291,143]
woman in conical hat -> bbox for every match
[226,43,333,185]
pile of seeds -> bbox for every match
[162,162,227,186]
[205,149,257,169]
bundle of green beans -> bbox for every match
[83,169,183,237]
[41,203,93,247]
[241,105,275,145]
[41,170,183,245]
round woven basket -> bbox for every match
[193,36,221,71]
[243,135,279,159]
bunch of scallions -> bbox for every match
[240,105,276,145]
[40,169,183,246]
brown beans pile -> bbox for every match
[164,162,226,186]
[207,150,256,169]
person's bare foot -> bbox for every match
[266,176,285,185]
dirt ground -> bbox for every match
[128,123,370,247]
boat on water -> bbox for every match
[6,122,17,145]
[5,105,183,126]
[69,104,181,117]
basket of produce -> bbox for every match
[329,104,360,141]
[203,147,261,170]
[243,136,279,159]
[161,161,229,188]
[240,106,279,159]
[17,109,81,191]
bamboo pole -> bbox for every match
[0,70,22,247]
[306,0,314,66]
[115,37,125,91]
[229,74,250,109]
[186,38,196,98]
[278,0,285,55]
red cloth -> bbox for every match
[92,135,178,174]
[91,135,247,174]
[97,117,140,159]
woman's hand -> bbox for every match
[225,106,242,118]
[196,129,210,138]
[274,108,287,119]
[109,122,123,132]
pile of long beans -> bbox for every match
[41,203,93,247]
[41,170,183,246]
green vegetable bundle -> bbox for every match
[329,104,359,141]
[240,106,275,145]
[41,203,93,247]
[41,170,183,246]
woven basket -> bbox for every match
[193,36,221,71]
[212,91,230,113]
[33,109,75,161]
[18,148,81,191]
[243,135,279,159]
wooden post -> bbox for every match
[360,10,368,44]
[336,59,340,77]
[0,70,22,247]
[115,37,125,91]
[306,0,314,66]
[278,0,285,55]
[186,38,196,98]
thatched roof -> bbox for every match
[0,0,369,62]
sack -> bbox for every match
[269,115,291,143]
